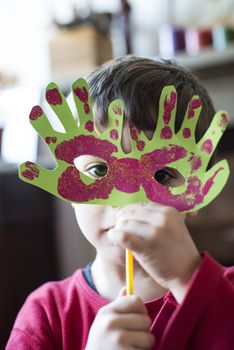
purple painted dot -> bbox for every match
[160,126,172,139]
[45,137,51,144]
[73,87,88,103]
[191,98,201,109]
[115,119,119,127]
[201,139,213,154]
[183,128,191,138]
[113,106,122,115]
[163,110,171,124]
[29,106,43,120]
[46,88,63,105]
[202,167,223,195]
[84,103,90,114]
[189,154,202,172]
[110,129,119,140]
[137,141,145,151]
[219,113,229,128]
[188,110,195,118]
[85,120,94,132]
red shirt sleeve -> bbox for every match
[6,283,61,350]
[159,252,234,350]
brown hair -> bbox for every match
[86,55,215,142]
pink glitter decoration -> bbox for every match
[45,136,57,144]
[201,139,213,154]
[183,128,191,138]
[163,91,177,124]
[110,129,119,140]
[137,141,145,151]
[112,158,140,193]
[58,166,114,201]
[160,126,172,139]
[219,113,229,128]
[55,135,118,164]
[53,131,219,210]
[29,106,43,120]
[85,120,94,132]
[22,161,39,180]
[129,123,138,141]
[189,153,202,172]
[46,88,62,105]
[73,87,88,103]
[113,106,122,115]
[73,87,90,114]
[202,167,223,195]
[84,103,90,114]
[188,98,201,118]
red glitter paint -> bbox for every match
[84,103,90,114]
[29,106,43,120]
[73,87,88,103]
[163,91,177,124]
[219,113,229,128]
[137,141,145,151]
[113,106,122,115]
[202,167,223,195]
[110,129,119,140]
[160,126,172,139]
[189,153,202,172]
[58,166,114,201]
[188,98,201,118]
[113,158,141,193]
[85,120,94,132]
[55,135,118,164]
[183,128,191,138]
[22,161,39,180]
[73,87,90,114]
[45,136,57,144]
[201,139,213,154]
[46,88,63,105]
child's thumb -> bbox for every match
[118,286,127,298]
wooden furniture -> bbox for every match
[0,166,58,348]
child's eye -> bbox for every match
[154,168,174,185]
[84,163,108,179]
[154,167,185,187]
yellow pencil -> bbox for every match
[126,249,134,295]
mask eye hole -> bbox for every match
[154,167,185,187]
[74,155,108,179]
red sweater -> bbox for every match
[6,253,234,350]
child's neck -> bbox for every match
[91,253,168,301]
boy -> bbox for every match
[6,56,234,349]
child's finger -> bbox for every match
[46,82,78,132]
[72,78,93,126]
[153,85,177,141]
[118,286,127,298]
[108,227,149,253]
[110,295,147,314]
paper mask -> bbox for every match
[19,78,230,212]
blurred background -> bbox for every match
[0,0,234,347]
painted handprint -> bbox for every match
[19,79,230,212]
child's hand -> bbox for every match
[108,203,202,303]
[85,289,155,350]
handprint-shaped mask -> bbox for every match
[19,78,230,212]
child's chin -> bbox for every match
[107,246,126,266]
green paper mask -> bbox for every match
[19,78,230,212]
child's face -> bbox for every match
[73,123,187,264]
